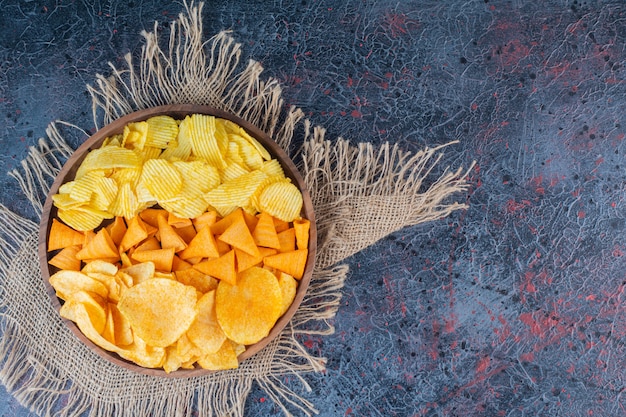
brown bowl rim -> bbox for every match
[38,104,317,378]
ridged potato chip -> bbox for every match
[139,159,183,201]
[257,180,303,222]
[145,115,178,148]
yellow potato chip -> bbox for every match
[57,207,104,232]
[215,266,282,345]
[145,115,178,148]
[75,146,141,180]
[108,182,140,219]
[260,159,285,178]
[189,114,226,169]
[159,196,209,219]
[82,260,119,276]
[139,159,183,201]
[257,181,303,222]
[117,336,166,369]
[122,121,149,150]
[219,160,250,183]
[117,278,198,347]
[51,193,83,210]
[187,290,227,355]
[120,262,155,286]
[205,170,268,217]
[263,249,308,280]
[49,270,109,301]
[172,160,220,197]
[277,271,298,317]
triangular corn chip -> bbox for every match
[139,208,167,228]
[210,208,243,235]
[157,214,188,252]
[293,218,310,250]
[277,228,296,253]
[172,255,192,272]
[234,248,263,273]
[48,218,85,251]
[252,212,281,249]
[134,236,161,252]
[76,228,119,261]
[173,224,196,244]
[273,217,290,233]
[218,214,260,258]
[193,210,218,231]
[119,216,149,252]
[179,225,220,260]
[106,217,127,246]
[48,245,82,271]
[131,248,175,273]
[193,250,236,285]
[263,249,308,280]
[167,212,192,228]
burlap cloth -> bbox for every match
[0,3,472,416]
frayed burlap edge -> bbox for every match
[0,2,472,416]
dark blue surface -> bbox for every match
[2,1,626,416]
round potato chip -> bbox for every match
[187,290,227,355]
[117,278,198,347]
[257,181,303,222]
[215,267,282,345]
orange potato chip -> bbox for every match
[193,250,237,286]
[82,260,119,276]
[49,245,82,271]
[102,307,116,344]
[179,225,220,260]
[263,249,308,280]
[120,262,155,286]
[48,218,85,251]
[187,290,227,355]
[117,278,198,347]
[277,271,298,317]
[293,218,310,250]
[196,339,239,371]
[215,266,282,345]
[49,270,109,302]
[131,248,175,273]
[175,268,218,293]
[76,228,119,261]
[252,212,281,249]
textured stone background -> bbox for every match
[1,1,626,416]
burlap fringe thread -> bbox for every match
[0,2,472,416]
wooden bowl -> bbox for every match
[38,104,316,377]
